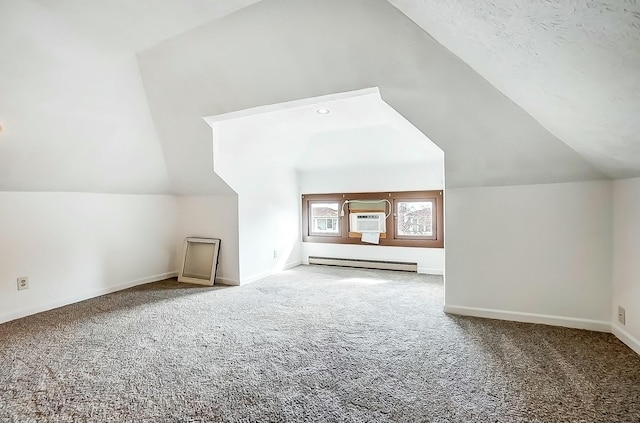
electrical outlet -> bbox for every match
[17,276,29,291]
[618,306,626,325]
[273,249,279,259]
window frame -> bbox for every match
[301,190,443,248]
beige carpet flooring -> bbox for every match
[1,265,639,422]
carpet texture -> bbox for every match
[1,265,639,422]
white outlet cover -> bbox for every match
[618,306,626,325]
[17,276,29,290]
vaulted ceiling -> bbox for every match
[0,0,637,194]
[0,0,260,193]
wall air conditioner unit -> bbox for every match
[350,212,386,233]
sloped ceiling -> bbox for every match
[0,0,259,194]
[206,88,443,172]
[389,0,640,179]
[2,0,631,195]
[138,0,603,193]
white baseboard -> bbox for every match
[0,271,178,325]
[418,267,443,275]
[443,305,611,332]
[283,260,302,270]
[240,260,302,285]
[611,323,640,356]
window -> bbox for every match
[395,199,435,239]
[301,190,443,248]
[309,202,340,235]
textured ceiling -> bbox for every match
[389,0,640,179]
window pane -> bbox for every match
[396,201,433,236]
[310,202,339,234]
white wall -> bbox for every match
[212,139,302,283]
[175,195,240,285]
[299,162,445,274]
[302,244,444,275]
[445,180,612,331]
[298,162,444,194]
[235,166,302,282]
[612,178,640,354]
[0,192,177,324]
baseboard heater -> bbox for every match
[308,256,418,272]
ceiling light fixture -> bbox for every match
[316,109,330,115]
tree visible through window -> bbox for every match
[396,201,434,237]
